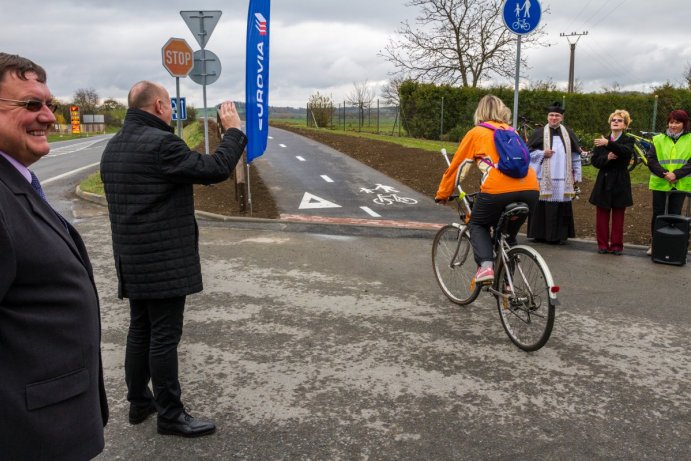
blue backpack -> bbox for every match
[479,122,530,178]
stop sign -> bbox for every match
[162,38,193,78]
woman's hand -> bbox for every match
[607,152,618,161]
[593,136,609,147]
[664,172,677,183]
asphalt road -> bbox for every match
[253,127,457,227]
[59,198,689,461]
[34,134,113,218]
[33,132,690,459]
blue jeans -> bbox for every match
[125,296,185,420]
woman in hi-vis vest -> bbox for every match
[644,109,691,255]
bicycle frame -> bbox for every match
[440,148,473,222]
[625,132,655,170]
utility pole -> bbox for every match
[560,31,588,93]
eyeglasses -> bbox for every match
[0,97,59,113]
[611,118,625,123]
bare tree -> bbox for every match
[684,61,691,89]
[380,0,546,87]
[346,80,377,129]
[72,88,100,115]
[346,80,376,108]
[381,77,405,106]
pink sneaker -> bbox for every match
[474,266,494,282]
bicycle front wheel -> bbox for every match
[627,153,641,172]
[432,225,480,305]
[495,247,555,351]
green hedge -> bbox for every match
[399,81,691,146]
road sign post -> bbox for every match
[181,10,223,155]
[162,37,194,137]
[502,0,542,128]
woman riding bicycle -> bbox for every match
[435,95,539,283]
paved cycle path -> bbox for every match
[252,127,457,229]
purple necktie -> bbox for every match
[29,170,69,231]
[30,170,48,201]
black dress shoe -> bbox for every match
[129,402,157,425]
[611,250,622,256]
[597,249,608,254]
[157,410,216,438]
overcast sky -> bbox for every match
[2,0,690,109]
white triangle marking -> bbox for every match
[298,192,342,209]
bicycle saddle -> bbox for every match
[504,202,530,217]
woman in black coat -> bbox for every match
[588,109,635,255]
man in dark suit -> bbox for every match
[0,53,108,460]
[101,81,246,437]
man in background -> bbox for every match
[0,52,108,460]
[101,80,246,438]
[527,101,583,244]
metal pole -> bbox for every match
[440,96,444,138]
[652,95,659,132]
[175,77,183,137]
[512,35,521,128]
[246,162,252,215]
[202,49,209,155]
[377,99,380,134]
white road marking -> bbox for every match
[279,144,287,148]
[320,175,334,183]
[298,192,341,209]
[296,156,306,161]
[43,162,101,185]
[268,136,274,139]
[47,138,105,157]
[360,206,381,218]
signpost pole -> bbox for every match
[502,0,541,128]
[202,49,209,155]
[513,35,521,129]
[175,77,183,137]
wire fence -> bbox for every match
[306,100,405,136]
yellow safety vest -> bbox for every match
[649,133,691,192]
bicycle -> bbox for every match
[516,115,540,143]
[625,131,656,172]
[432,149,560,351]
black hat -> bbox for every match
[547,101,564,114]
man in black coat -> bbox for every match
[0,53,108,460]
[100,80,247,437]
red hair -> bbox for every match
[668,109,689,131]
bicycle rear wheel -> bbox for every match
[495,247,555,351]
[432,225,480,305]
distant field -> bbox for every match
[270,120,456,154]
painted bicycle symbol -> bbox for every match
[372,193,418,205]
[359,184,418,206]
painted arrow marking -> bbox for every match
[298,192,342,209]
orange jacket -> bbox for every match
[435,121,539,199]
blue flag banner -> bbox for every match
[245,0,271,163]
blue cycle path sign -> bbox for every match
[502,0,541,35]
[171,97,187,121]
